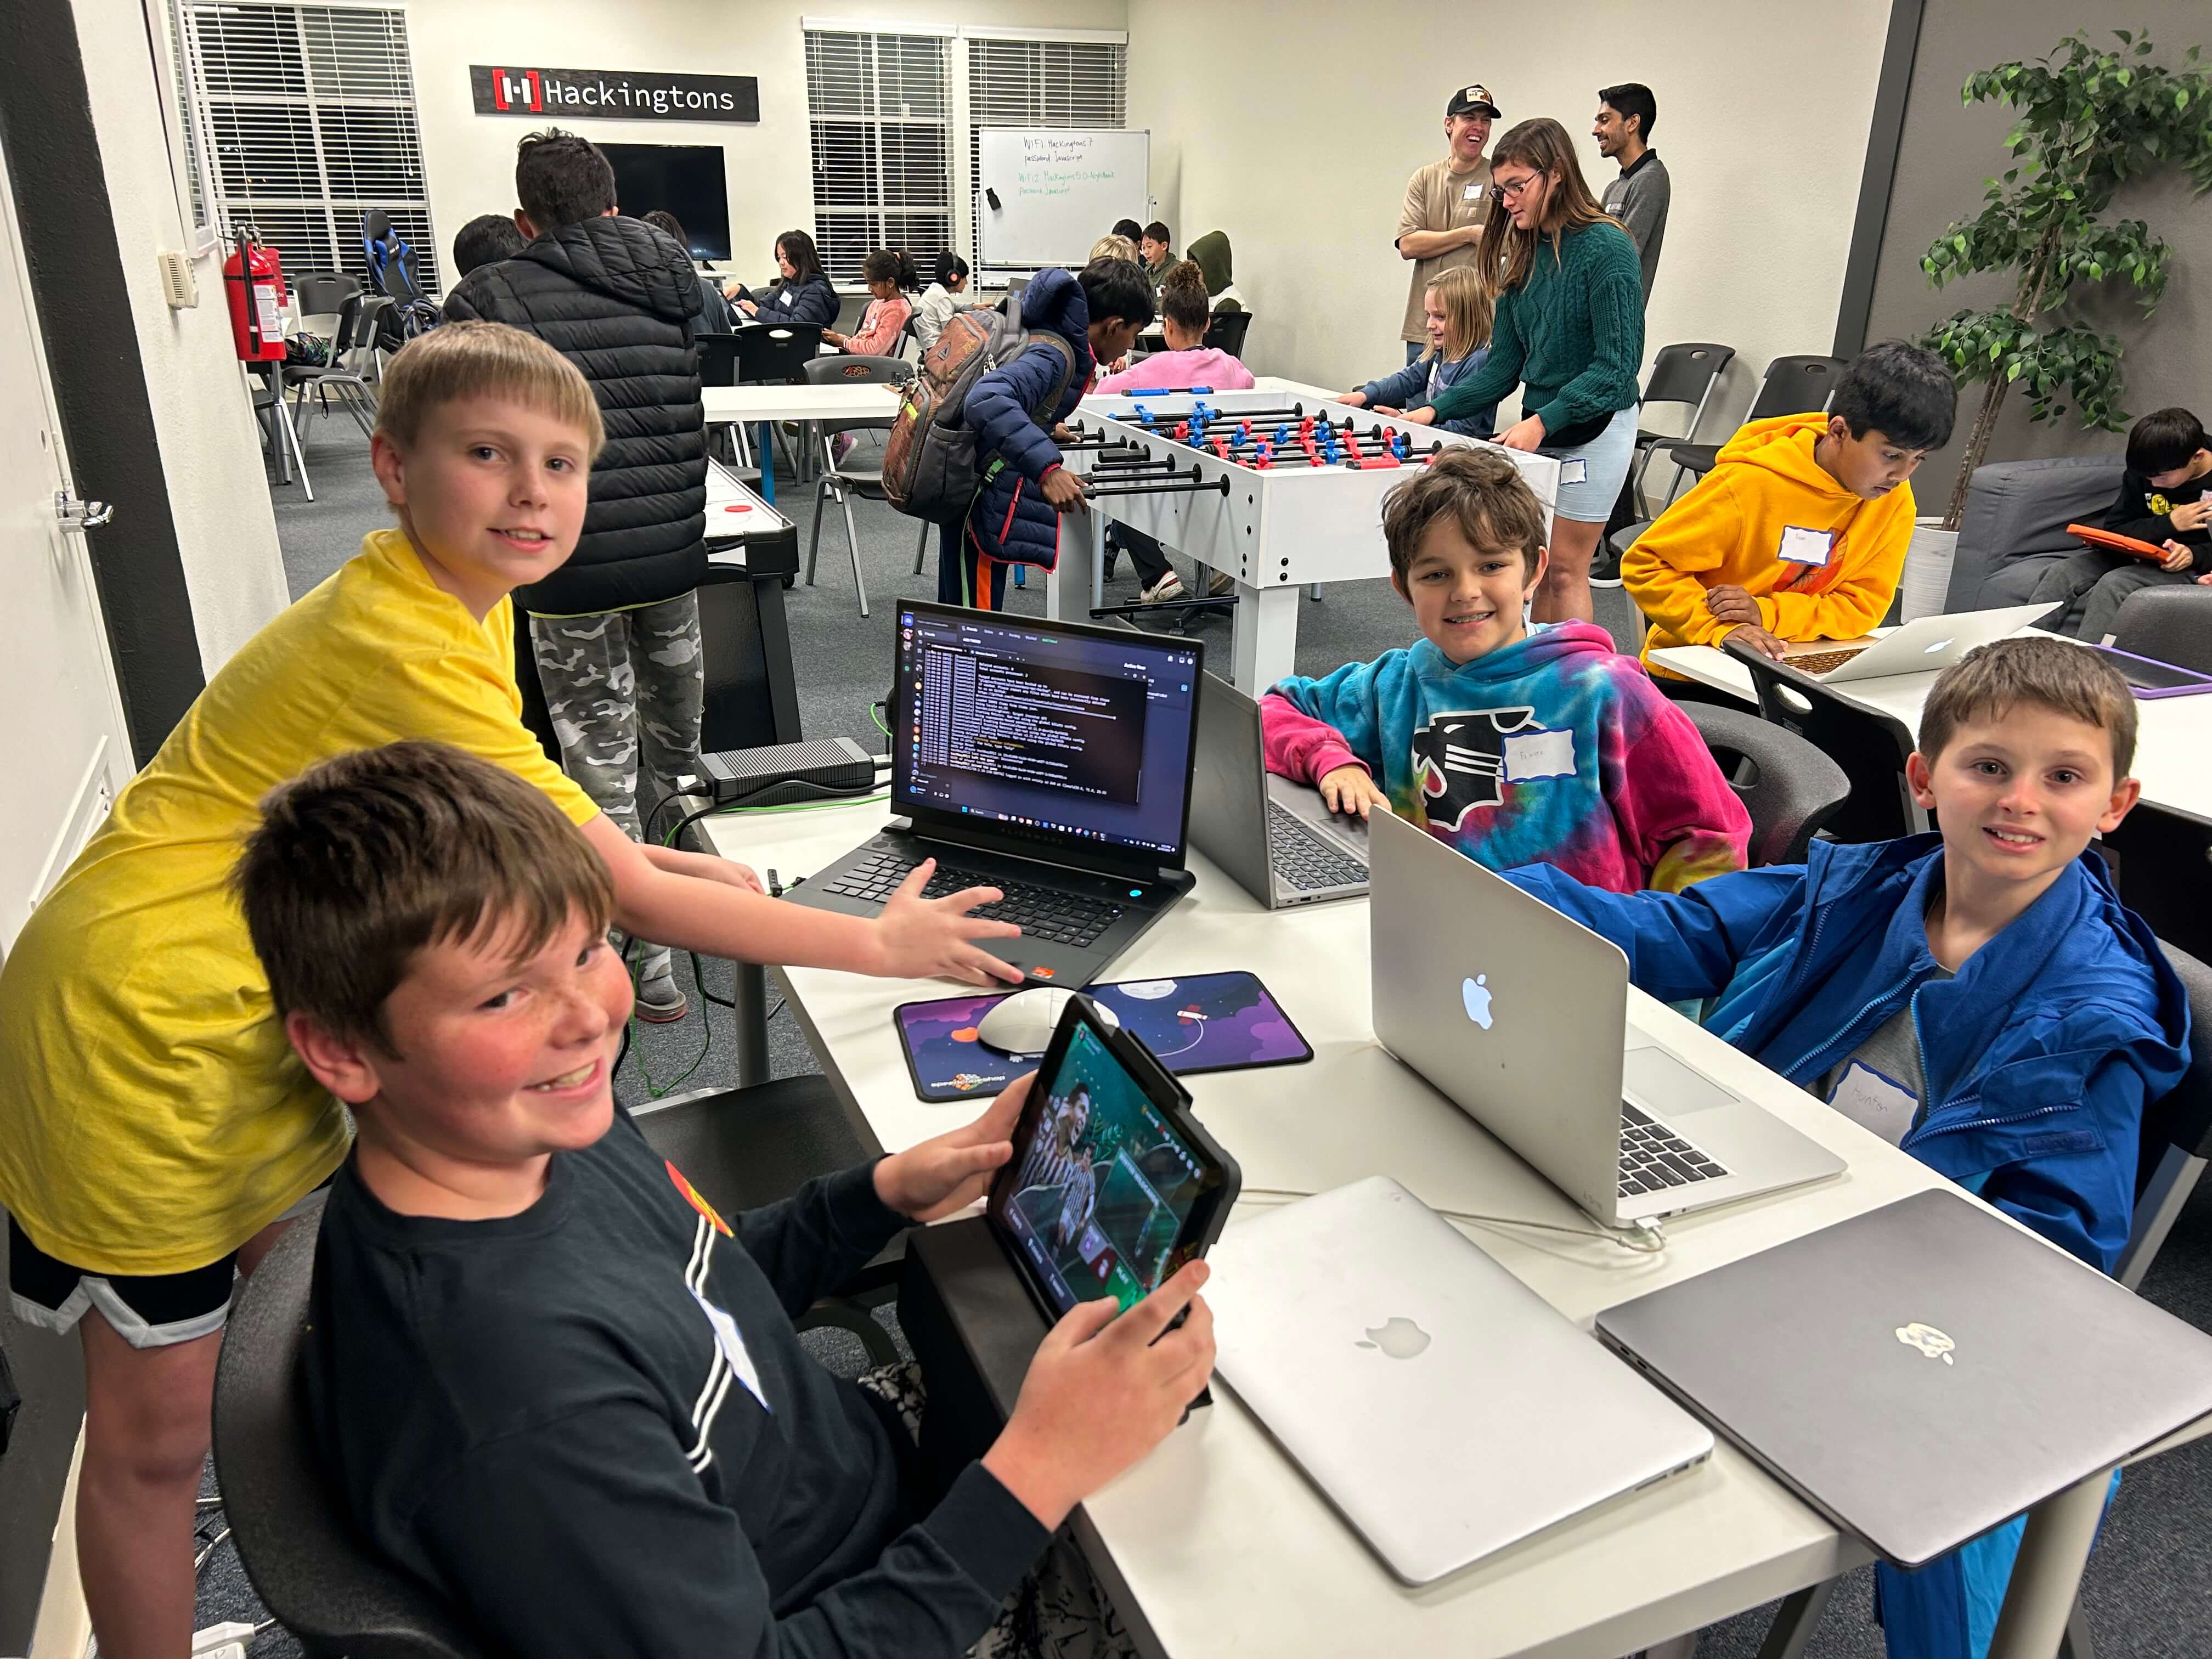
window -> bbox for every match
[179,3,439,290]
[145,0,218,255]
[963,35,1126,271]
[802,30,952,285]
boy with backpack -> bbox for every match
[888,257,1154,611]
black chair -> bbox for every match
[1681,702,1852,867]
[800,355,921,618]
[1725,637,1926,843]
[2102,801,2212,966]
[2110,585,2212,672]
[1626,342,1733,516]
[632,1079,903,1367]
[1203,310,1254,359]
[213,1211,488,1658]
[291,272,362,331]
[1664,354,1849,508]
[285,294,387,441]
[697,330,743,388]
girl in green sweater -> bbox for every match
[1403,118,1645,625]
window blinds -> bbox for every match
[964,36,1127,270]
[181,3,439,290]
[802,30,952,285]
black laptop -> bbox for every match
[785,602,1204,986]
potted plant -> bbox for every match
[1905,30,2212,611]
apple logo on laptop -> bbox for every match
[1923,637,1955,656]
[1357,1317,1432,1359]
[1894,1322,1957,1365]
[1461,974,1493,1030]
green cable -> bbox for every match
[870,701,893,737]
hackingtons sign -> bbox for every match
[471,65,760,123]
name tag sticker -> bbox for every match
[1827,1062,1916,1146]
[1463,183,1486,201]
[1559,458,1589,485]
[1778,526,1835,566]
[690,1285,771,1413]
[1502,727,1576,783]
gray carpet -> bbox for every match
[194,419,2212,1656]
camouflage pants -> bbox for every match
[529,592,706,847]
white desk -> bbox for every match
[702,383,902,425]
[1651,637,2212,824]
[693,798,2179,1658]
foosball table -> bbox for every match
[1049,383,1561,694]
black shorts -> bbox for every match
[7,1181,329,1350]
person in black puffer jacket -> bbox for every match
[723,228,839,331]
[442,127,708,1021]
[939,258,1154,610]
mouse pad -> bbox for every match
[894,971,1312,1102]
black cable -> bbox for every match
[662,778,883,850]
[647,786,715,845]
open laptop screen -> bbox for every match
[893,603,1203,861]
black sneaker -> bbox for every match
[1589,538,1628,589]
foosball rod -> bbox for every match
[1084,476,1234,499]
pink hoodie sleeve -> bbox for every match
[1605,673,1751,892]
[1260,692,1368,786]
[845,296,912,357]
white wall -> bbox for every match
[74,0,292,674]
[1128,0,1891,454]
[407,0,1129,294]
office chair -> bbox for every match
[800,355,917,619]
[1680,702,1852,867]
[1203,311,1254,359]
[2101,801,2212,965]
[1626,342,1734,516]
[2109,585,2212,673]
[213,1210,489,1658]
[1663,355,1849,509]
[1725,637,1926,843]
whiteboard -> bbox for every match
[975,128,1150,268]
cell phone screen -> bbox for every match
[996,1021,1216,1316]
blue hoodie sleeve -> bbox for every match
[1273,655,1395,777]
[967,340,1078,484]
[1501,863,1810,1006]
[1360,359,1431,409]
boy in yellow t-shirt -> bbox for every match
[0,323,1020,1659]
[1622,341,1956,680]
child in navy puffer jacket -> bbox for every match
[937,258,1155,609]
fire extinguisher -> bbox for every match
[223,230,289,363]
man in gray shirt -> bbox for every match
[1595,83,1669,302]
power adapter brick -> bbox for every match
[698,737,878,809]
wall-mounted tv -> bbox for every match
[600,143,730,261]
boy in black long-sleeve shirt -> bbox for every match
[234,742,1215,1659]
[2033,406,2212,640]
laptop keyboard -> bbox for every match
[1618,1103,1731,1197]
[1787,645,1872,675]
[1266,802,1369,892]
[817,851,1124,947]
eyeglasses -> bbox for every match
[1493,173,1544,200]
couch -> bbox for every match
[1941,454,2127,613]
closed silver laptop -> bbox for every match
[1188,670,1368,907]
[1780,602,2058,682]
[1207,1176,1712,1585]
[1367,809,1843,1227]
[1597,1189,2212,1566]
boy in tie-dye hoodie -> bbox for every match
[1262,447,1747,893]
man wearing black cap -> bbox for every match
[1395,83,1499,363]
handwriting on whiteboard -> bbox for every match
[1012,134,1116,198]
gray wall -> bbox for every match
[1863,0,2212,511]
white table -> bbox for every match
[1651,636,2212,824]
[702,383,904,506]
[693,798,2186,1658]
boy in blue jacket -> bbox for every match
[938,257,1155,610]
[1504,636,2190,1659]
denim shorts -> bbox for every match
[1540,404,1638,524]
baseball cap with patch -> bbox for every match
[1447,84,1500,119]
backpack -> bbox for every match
[882,301,1077,524]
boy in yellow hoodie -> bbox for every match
[1623,341,1957,676]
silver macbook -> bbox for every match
[1188,670,1368,907]
[1368,809,1843,1227]
[1598,1189,2212,1566]
[1207,1176,1712,1585]
[1778,602,2058,682]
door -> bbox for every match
[0,137,136,960]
